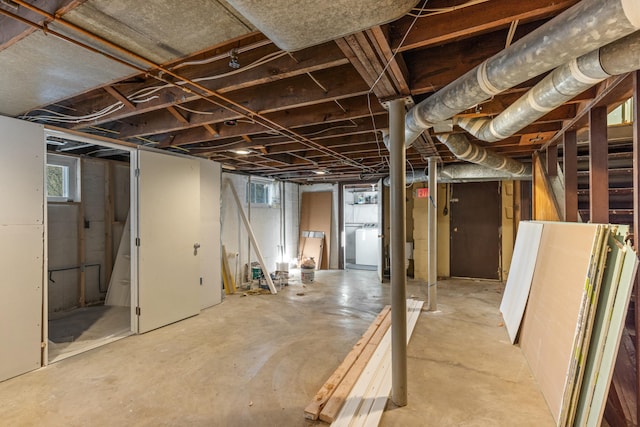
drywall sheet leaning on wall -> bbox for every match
[299,192,332,269]
[105,213,130,307]
[499,221,544,343]
[573,228,631,426]
[518,222,603,424]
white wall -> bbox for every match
[221,173,300,284]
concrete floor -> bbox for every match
[0,270,553,426]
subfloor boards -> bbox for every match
[1,273,552,426]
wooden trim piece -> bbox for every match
[589,106,609,224]
[633,69,640,426]
[563,130,578,222]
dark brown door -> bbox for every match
[450,182,501,279]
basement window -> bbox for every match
[46,154,80,202]
[247,179,279,207]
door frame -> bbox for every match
[43,129,138,361]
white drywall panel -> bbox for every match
[113,162,130,222]
[0,116,44,382]
[500,221,544,343]
[284,182,300,262]
[0,117,44,225]
[137,150,200,333]
[0,225,45,381]
[199,159,222,309]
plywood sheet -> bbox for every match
[299,192,332,269]
[500,221,544,343]
[532,154,561,221]
[519,222,601,423]
[301,235,324,270]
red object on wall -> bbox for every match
[416,187,429,198]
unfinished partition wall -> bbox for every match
[300,183,339,269]
[221,173,299,287]
[47,154,131,362]
[342,183,381,271]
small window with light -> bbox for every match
[46,154,80,202]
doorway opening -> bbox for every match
[343,183,381,271]
[45,131,134,362]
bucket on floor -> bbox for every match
[301,268,315,283]
[251,266,263,280]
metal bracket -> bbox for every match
[380,96,414,110]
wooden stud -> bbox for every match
[564,130,578,222]
[203,124,219,138]
[104,162,114,286]
[78,160,86,307]
[589,106,609,224]
[546,144,557,177]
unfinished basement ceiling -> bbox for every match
[1,0,639,183]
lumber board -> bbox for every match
[221,245,236,294]
[499,221,544,343]
[320,314,392,422]
[304,306,391,420]
[573,235,627,426]
[584,246,638,426]
[519,222,602,423]
[330,299,424,427]
[560,225,610,425]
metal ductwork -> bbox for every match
[403,0,640,147]
[383,162,531,186]
[436,133,528,176]
[457,30,640,142]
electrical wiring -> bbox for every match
[408,0,489,17]
[20,103,125,124]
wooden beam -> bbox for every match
[103,85,136,110]
[368,26,411,95]
[546,144,557,177]
[391,0,577,52]
[589,106,609,224]
[563,130,578,222]
[166,106,189,124]
[203,124,219,137]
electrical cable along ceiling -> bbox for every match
[0,0,639,184]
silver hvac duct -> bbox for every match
[403,0,640,147]
[383,163,532,186]
[457,30,640,142]
[436,133,528,176]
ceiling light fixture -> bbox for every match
[230,148,252,155]
[313,169,328,175]
[228,49,240,69]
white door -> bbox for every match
[377,179,384,282]
[137,150,200,333]
[0,117,44,381]
[199,159,222,309]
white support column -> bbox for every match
[389,98,408,407]
[427,157,438,311]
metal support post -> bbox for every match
[427,157,438,311]
[389,98,407,407]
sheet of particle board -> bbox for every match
[301,236,324,270]
[518,222,601,424]
[500,221,544,343]
[299,192,332,269]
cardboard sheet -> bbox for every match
[500,221,544,343]
[519,222,601,423]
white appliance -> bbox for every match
[355,226,379,265]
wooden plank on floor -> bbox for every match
[331,299,424,427]
[319,313,392,423]
[499,221,544,343]
[304,305,391,420]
